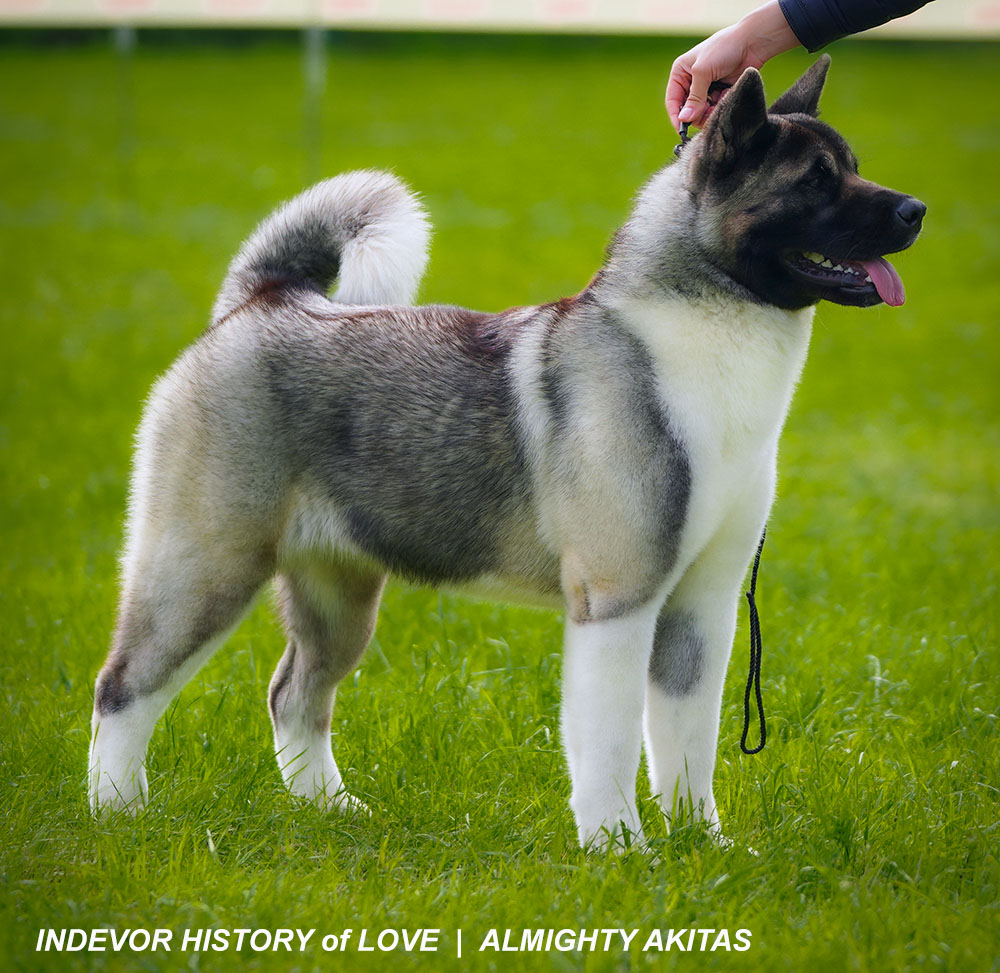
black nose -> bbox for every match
[896,196,926,228]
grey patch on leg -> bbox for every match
[268,643,296,719]
[94,659,134,716]
[649,609,705,696]
[95,567,270,719]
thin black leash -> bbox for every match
[673,121,692,158]
[740,527,767,755]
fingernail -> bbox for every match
[679,106,695,121]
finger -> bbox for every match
[665,61,693,131]
[678,61,713,126]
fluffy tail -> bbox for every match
[212,170,430,323]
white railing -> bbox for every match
[0,0,991,37]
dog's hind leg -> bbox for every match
[269,560,385,811]
[89,534,272,814]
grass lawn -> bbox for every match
[1,29,998,972]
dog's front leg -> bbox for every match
[561,599,661,848]
[643,506,770,838]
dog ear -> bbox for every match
[689,66,769,185]
[769,54,831,116]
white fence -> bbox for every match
[0,0,993,38]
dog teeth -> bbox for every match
[801,251,863,278]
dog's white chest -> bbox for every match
[633,297,813,550]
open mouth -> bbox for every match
[785,250,906,306]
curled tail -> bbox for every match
[212,170,430,323]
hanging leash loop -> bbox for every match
[740,527,767,755]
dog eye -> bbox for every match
[803,160,833,190]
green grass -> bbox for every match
[2,30,999,972]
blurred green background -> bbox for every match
[1,30,998,972]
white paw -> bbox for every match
[573,798,644,851]
[89,724,149,816]
[281,759,369,816]
[89,761,148,816]
[302,780,371,816]
[579,819,646,852]
[326,790,371,817]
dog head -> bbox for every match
[685,56,925,310]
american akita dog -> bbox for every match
[89,57,924,846]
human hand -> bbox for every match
[666,1,800,131]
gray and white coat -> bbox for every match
[89,60,924,845]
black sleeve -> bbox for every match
[778,0,934,52]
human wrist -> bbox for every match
[738,1,801,63]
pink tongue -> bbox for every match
[860,257,905,306]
